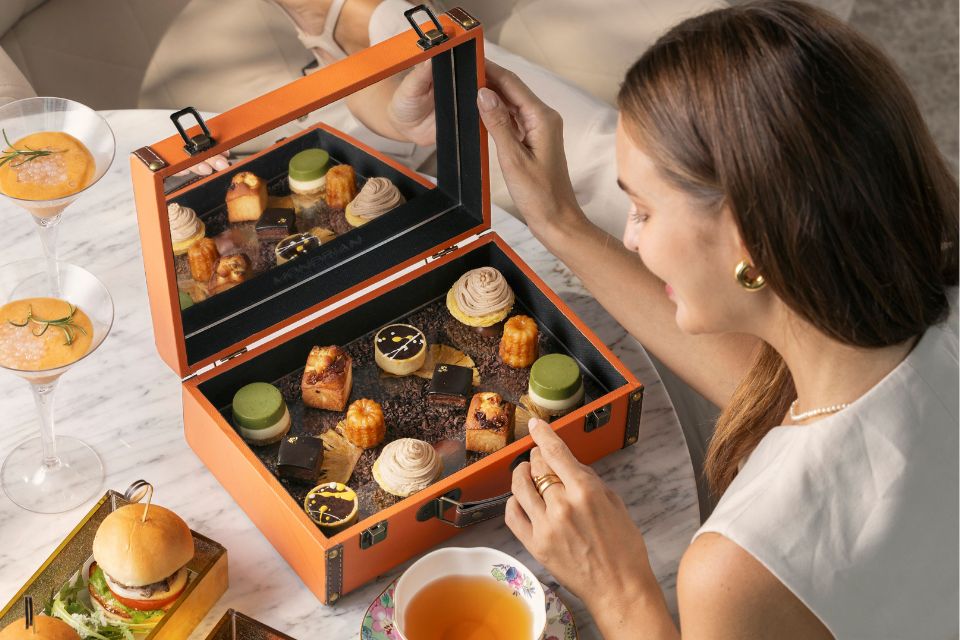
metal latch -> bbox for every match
[404,4,448,50]
[360,521,388,549]
[585,403,611,432]
[170,107,215,156]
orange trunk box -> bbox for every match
[130,6,643,605]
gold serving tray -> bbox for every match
[204,610,297,640]
[0,488,228,639]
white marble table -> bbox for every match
[0,110,700,639]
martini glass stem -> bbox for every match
[30,378,61,469]
[32,214,62,294]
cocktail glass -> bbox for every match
[0,98,115,284]
[0,259,114,513]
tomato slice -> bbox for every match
[110,587,183,611]
[89,562,184,612]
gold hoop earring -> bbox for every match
[735,260,766,291]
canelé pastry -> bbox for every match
[374,323,427,376]
[226,171,268,222]
[208,253,251,295]
[304,482,358,532]
[276,233,321,265]
[301,345,353,411]
[427,363,473,407]
[288,148,330,215]
[372,438,443,497]
[167,202,205,255]
[344,398,385,449]
[187,237,219,283]
[308,226,337,243]
[344,177,405,227]
[277,435,324,483]
[232,382,291,445]
[255,207,296,240]
[324,164,357,209]
[527,353,584,418]
[465,392,516,454]
[446,267,515,328]
[499,315,539,368]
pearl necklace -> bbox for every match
[789,399,849,422]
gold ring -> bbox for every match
[533,473,563,497]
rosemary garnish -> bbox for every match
[8,304,87,346]
[0,129,63,169]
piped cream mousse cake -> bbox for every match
[231,382,291,445]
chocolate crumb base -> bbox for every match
[217,297,603,536]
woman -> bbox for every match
[472,3,957,637]
[263,0,959,635]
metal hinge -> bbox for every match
[429,245,458,262]
[215,348,248,367]
[359,521,388,549]
[180,348,248,383]
[404,4,448,50]
[447,7,480,30]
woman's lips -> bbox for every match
[665,283,674,299]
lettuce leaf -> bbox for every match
[46,573,133,640]
[88,566,166,625]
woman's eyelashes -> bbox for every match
[629,203,650,224]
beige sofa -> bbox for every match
[0,0,725,112]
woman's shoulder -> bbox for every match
[693,292,959,637]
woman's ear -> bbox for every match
[718,204,752,263]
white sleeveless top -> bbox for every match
[695,288,959,639]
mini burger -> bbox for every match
[0,616,80,640]
[88,504,194,628]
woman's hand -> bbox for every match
[507,419,666,625]
[477,62,584,240]
[386,61,438,146]
[174,152,231,177]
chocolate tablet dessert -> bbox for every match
[427,363,473,407]
[277,435,324,483]
[255,207,296,240]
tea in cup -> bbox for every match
[394,547,547,640]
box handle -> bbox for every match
[418,491,513,528]
[404,4,448,50]
[170,106,216,156]
[416,451,530,527]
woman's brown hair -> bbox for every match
[617,0,959,495]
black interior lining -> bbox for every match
[177,37,485,368]
[198,240,626,405]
